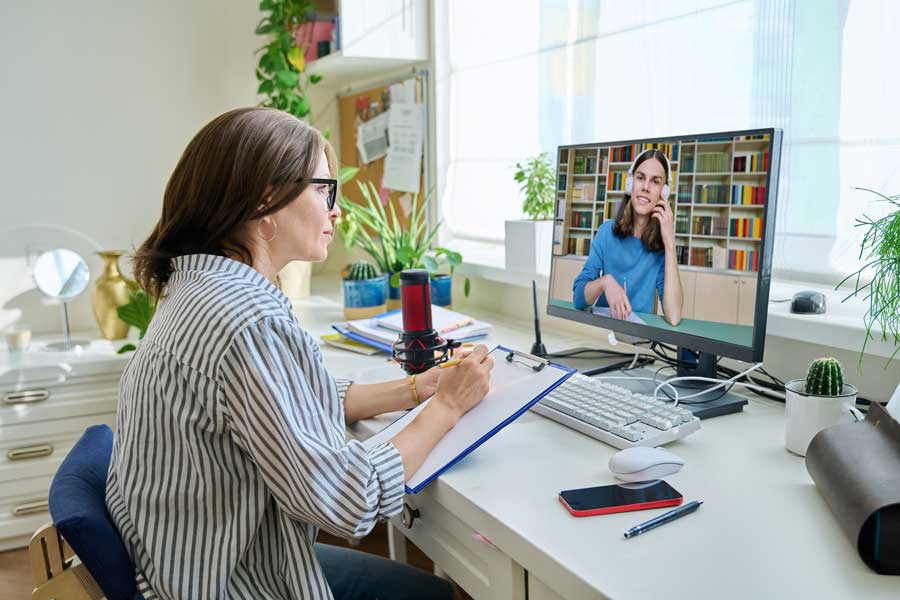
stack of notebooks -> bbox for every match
[326,305,493,354]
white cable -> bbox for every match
[662,377,786,402]
[626,352,641,370]
[653,362,766,406]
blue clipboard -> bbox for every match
[362,345,575,494]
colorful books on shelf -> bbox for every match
[574,155,603,174]
[640,142,679,162]
[605,199,622,220]
[731,185,766,205]
[681,153,694,172]
[608,172,627,191]
[675,212,690,234]
[693,184,730,204]
[688,246,728,269]
[728,249,759,272]
[736,133,770,141]
[677,182,692,203]
[730,217,762,239]
[610,145,639,162]
[695,152,730,173]
[732,151,769,173]
[676,244,689,265]
[566,237,591,256]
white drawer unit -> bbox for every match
[0,339,128,549]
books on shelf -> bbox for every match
[728,249,760,272]
[677,182,692,203]
[569,209,593,228]
[688,246,727,269]
[640,142,679,162]
[605,199,622,220]
[565,237,592,256]
[694,184,730,205]
[675,212,690,234]
[681,153,695,173]
[573,155,604,174]
[676,244,689,265]
[557,174,567,191]
[593,212,602,229]
[695,152,730,173]
[321,332,382,355]
[736,133,770,141]
[691,215,728,236]
[555,199,567,219]
[731,185,766,205]
[610,144,639,163]
[730,217,762,239]
[732,151,769,173]
[571,182,595,201]
[608,172,627,191]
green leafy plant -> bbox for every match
[344,260,380,281]
[116,286,156,354]
[255,0,324,123]
[805,357,844,396]
[838,188,900,365]
[514,152,555,220]
[337,180,470,296]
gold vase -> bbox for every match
[92,251,131,340]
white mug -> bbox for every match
[784,379,861,457]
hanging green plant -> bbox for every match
[255,0,325,126]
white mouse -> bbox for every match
[608,446,685,482]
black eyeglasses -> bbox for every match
[302,178,338,211]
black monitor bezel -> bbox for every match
[546,127,782,363]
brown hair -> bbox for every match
[133,107,337,299]
[613,149,669,253]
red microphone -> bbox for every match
[392,269,458,374]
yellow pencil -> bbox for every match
[439,359,463,369]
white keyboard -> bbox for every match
[531,373,701,449]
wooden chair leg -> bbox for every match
[29,522,104,600]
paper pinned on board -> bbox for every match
[356,111,389,164]
[382,102,424,193]
[389,78,417,104]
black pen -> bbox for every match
[623,500,703,539]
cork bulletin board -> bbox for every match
[337,75,426,230]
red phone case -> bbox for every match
[558,493,683,517]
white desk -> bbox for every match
[292,294,898,600]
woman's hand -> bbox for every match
[602,274,632,320]
[411,364,442,404]
[433,345,494,420]
[652,199,676,249]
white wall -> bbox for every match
[0,1,259,333]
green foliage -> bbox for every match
[336,181,471,296]
[838,189,900,366]
[255,0,323,120]
[116,286,156,354]
[345,260,380,281]
[513,152,555,221]
[805,357,844,396]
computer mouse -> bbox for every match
[791,290,826,314]
[608,446,685,482]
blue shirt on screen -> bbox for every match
[572,221,665,313]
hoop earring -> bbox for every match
[257,218,277,242]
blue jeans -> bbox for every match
[315,543,454,600]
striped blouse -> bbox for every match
[106,254,406,599]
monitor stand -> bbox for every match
[667,349,747,419]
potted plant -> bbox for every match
[422,248,465,308]
[341,260,388,319]
[506,152,555,274]
[784,357,860,456]
[839,188,900,420]
[337,180,469,309]
[116,285,156,354]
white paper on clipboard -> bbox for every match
[382,102,424,193]
[362,346,574,492]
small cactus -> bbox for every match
[345,260,380,281]
[805,357,844,396]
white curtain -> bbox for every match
[434,0,900,280]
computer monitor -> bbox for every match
[547,128,782,392]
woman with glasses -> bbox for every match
[106,108,492,600]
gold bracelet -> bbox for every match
[408,374,420,406]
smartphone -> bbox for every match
[558,480,683,517]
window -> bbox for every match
[434,0,900,281]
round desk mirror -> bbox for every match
[32,249,91,351]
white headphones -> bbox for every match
[624,148,671,201]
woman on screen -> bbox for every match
[572,148,683,326]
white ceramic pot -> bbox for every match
[504,219,553,274]
[784,379,862,457]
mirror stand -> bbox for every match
[45,302,90,351]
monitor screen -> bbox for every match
[547,129,782,363]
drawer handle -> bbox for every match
[8,444,54,461]
[401,502,420,529]
[13,499,49,517]
[3,389,50,404]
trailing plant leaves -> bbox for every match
[276,69,299,87]
[310,74,323,84]
[422,256,438,272]
[117,343,137,354]
[286,47,305,72]
[464,277,471,297]
[116,288,155,340]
